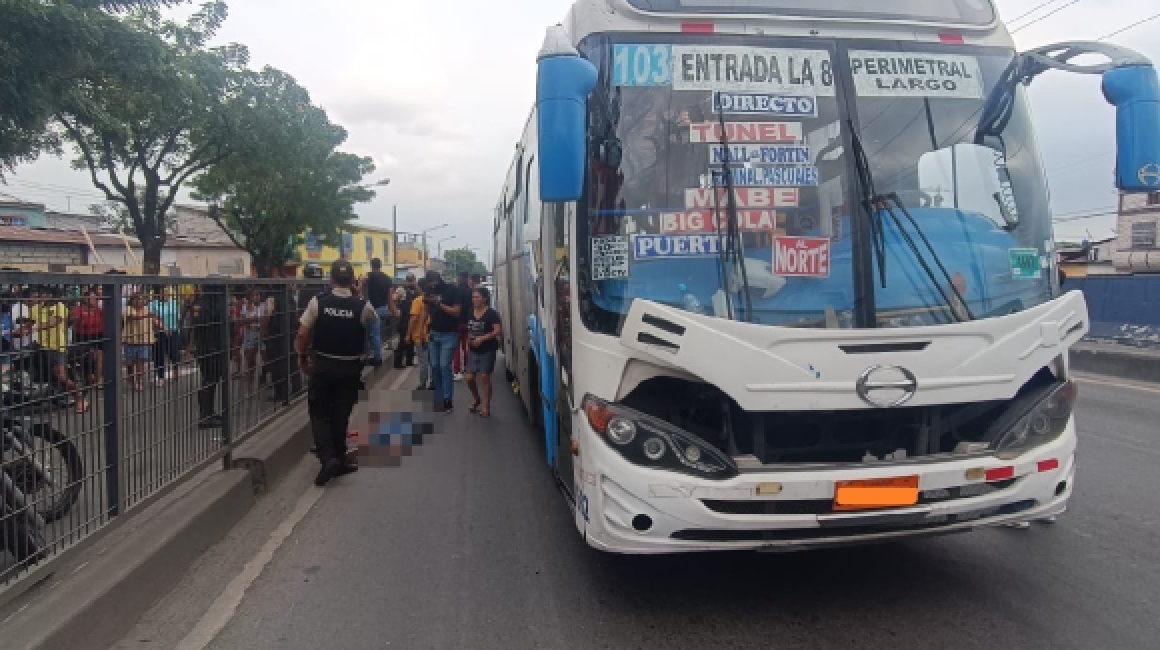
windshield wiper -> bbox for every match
[709,107,753,322]
[846,121,973,324]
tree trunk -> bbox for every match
[254,258,274,278]
[142,239,164,275]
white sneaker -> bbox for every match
[453,373,465,382]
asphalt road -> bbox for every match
[117,368,1160,650]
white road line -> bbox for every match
[176,366,413,650]
[1073,374,1160,396]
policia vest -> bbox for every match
[312,292,368,362]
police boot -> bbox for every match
[315,458,342,487]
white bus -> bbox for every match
[493,0,1160,553]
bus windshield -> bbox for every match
[576,34,1055,334]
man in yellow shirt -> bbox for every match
[406,278,432,391]
[31,291,88,412]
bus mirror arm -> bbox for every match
[978,41,1160,193]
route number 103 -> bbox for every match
[613,45,673,87]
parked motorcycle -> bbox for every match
[2,414,84,523]
[1,462,47,578]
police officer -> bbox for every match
[295,260,379,486]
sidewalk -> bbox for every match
[1070,341,1160,384]
[0,363,400,650]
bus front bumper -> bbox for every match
[576,425,1076,554]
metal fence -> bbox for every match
[1068,275,1160,348]
[0,273,327,586]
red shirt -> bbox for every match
[74,304,104,337]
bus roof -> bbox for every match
[562,0,1012,49]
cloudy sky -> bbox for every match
[2,0,1157,255]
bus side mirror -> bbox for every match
[536,26,597,203]
[1102,64,1160,192]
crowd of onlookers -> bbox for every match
[359,264,500,416]
[0,264,502,417]
[0,283,295,414]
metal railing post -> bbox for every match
[282,284,293,406]
[219,285,233,469]
[103,282,123,518]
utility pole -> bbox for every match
[392,204,397,276]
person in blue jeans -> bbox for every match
[362,258,396,366]
[421,270,461,412]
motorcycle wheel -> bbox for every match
[8,424,84,523]
[1,476,47,573]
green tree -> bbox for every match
[191,67,376,277]
[0,0,184,173]
[53,1,250,273]
[444,248,487,279]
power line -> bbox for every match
[2,179,108,199]
[1045,150,1114,174]
[1097,13,1160,41]
[1007,0,1063,27]
[1010,0,1081,34]
[1053,204,1117,217]
[1053,213,1113,226]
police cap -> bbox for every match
[330,260,356,285]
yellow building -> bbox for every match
[297,223,396,278]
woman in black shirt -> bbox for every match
[465,287,502,418]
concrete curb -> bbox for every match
[1070,343,1160,384]
[1,467,256,650]
[231,397,312,494]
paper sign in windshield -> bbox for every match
[709,144,811,166]
[634,234,724,260]
[773,236,831,277]
[708,166,820,187]
[1009,248,1041,279]
[690,122,802,144]
[660,210,780,234]
[591,236,630,280]
[673,46,836,96]
[685,187,799,209]
[848,51,984,99]
[713,92,818,116]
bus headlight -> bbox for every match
[582,395,739,480]
[994,381,1077,456]
[606,417,637,445]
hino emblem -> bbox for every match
[1139,162,1160,188]
[856,365,918,408]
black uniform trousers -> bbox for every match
[307,357,363,464]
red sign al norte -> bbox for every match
[661,210,778,234]
[773,236,830,277]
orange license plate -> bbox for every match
[833,476,920,511]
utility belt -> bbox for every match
[309,353,364,376]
